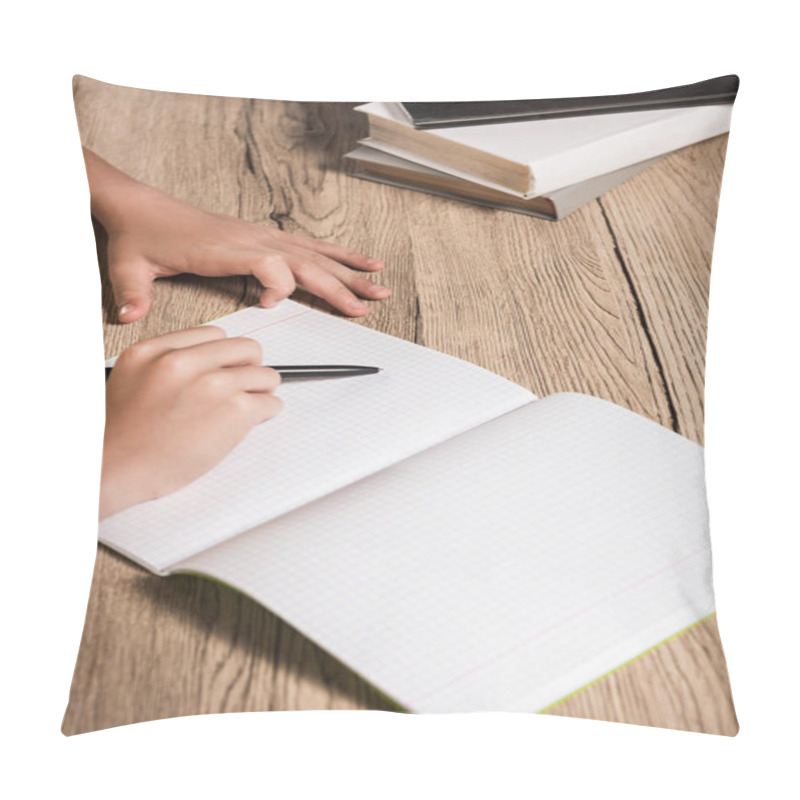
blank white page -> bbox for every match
[176,393,713,713]
[99,302,535,572]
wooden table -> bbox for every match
[63,76,738,736]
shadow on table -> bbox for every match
[128,556,401,715]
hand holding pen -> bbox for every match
[106,364,380,381]
[99,326,380,519]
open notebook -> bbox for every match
[101,302,714,713]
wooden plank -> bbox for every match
[596,134,729,445]
[63,76,737,736]
[62,548,395,734]
[542,135,737,731]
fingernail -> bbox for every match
[119,304,133,317]
[366,258,384,267]
[370,284,391,296]
[348,299,368,311]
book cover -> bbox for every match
[401,75,739,128]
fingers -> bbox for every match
[245,254,297,309]
[244,245,392,316]
[157,325,227,350]
[219,365,282,394]
[309,258,392,301]
[348,275,393,300]
[294,262,371,316]
[175,336,264,371]
[279,234,385,272]
[109,256,156,324]
[284,248,391,316]
[119,325,226,365]
[192,359,282,426]
[239,392,284,425]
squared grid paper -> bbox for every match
[177,393,713,713]
[99,302,535,572]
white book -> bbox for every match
[356,101,732,197]
[346,143,662,220]
[101,302,714,713]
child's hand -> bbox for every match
[100,326,282,519]
[83,148,391,323]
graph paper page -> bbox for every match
[176,393,713,713]
[99,302,535,572]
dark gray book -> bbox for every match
[401,75,739,129]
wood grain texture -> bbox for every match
[63,76,737,736]
[597,135,728,445]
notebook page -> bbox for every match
[175,393,713,713]
[99,302,535,572]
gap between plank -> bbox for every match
[597,198,679,433]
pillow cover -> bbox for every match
[63,75,738,735]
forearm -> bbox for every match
[82,147,155,232]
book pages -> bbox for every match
[99,303,535,572]
[177,393,712,713]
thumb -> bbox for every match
[110,259,155,323]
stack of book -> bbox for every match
[346,76,738,221]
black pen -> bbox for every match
[268,365,382,380]
[104,365,381,381]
